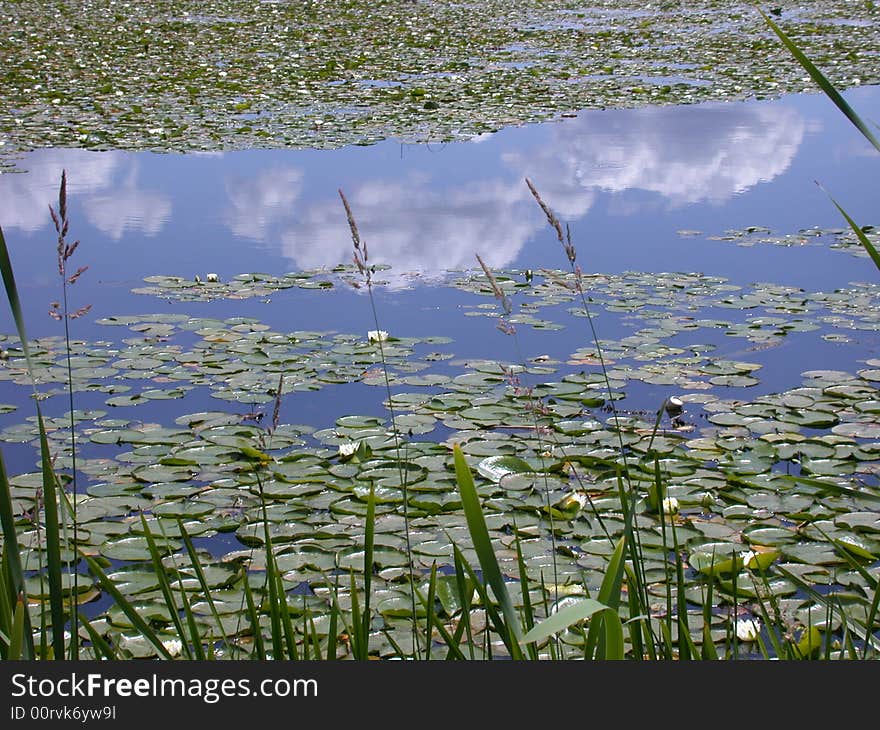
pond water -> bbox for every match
[2,86,877,418]
[2,85,879,657]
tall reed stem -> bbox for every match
[49,170,90,659]
[338,189,418,657]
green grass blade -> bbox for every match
[585,534,626,659]
[748,570,788,660]
[699,573,719,661]
[382,628,408,659]
[453,444,523,657]
[362,483,375,653]
[415,579,466,661]
[7,594,26,660]
[0,224,37,374]
[177,520,233,656]
[242,573,265,660]
[139,515,194,660]
[669,519,697,661]
[452,549,474,660]
[78,613,117,661]
[522,598,609,645]
[261,533,284,659]
[424,561,438,660]
[37,412,66,660]
[0,554,12,657]
[625,565,646,660]
[309,613,322,659]
[349,569,365,659]
[326,601,339,661]
[777,565,880,654]
[275,567,297,661]
[597,608,625,660]
[84,555,174,659]
[452,543,508,657]
[760,9,880,153]
[820,185,880,272]
[452,547,476,660]
[0,451,33,659]
[514,531,539,660]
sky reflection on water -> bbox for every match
[0,86,877,312]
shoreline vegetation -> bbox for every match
[0,7,878,660]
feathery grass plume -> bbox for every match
[48,170,92,658]
[337,188,418,657]
[759,9,880,272]
[474,253,561,616]
[525,177,657,651]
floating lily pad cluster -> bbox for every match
[2,0,878,168]
[132,271,340,302]
[700,224,880,260]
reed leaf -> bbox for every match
[78,613,117,661]
[453,444,524,657]
[84,555,174,659]
[451,547,476,660]
[178,520,232,655]
[424,562,438,660]
[515,531,539,660]
[140,515,194,660]
[522,598,620,655]
[8,594,26,661]
[37,415,66,660]
[325,600,339,661]
[760,9,880,154]
[349,569,365,660]
[242,575,265,660]
[0,224,37,374]
[362,483,375,654]
[821,186,880,272]
[585,534,626,659]
[275,566,297,661]
[0,451,33,659]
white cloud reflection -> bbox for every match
[279,175,536,281]
[0,149,118,232]
[82,164,172,240]
[223,167,303,240]
[509,102,805,211]
[0,149,172,240]
[222,99,805,284]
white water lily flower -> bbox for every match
[735,617,762,643]
[338,442,358,458]
[162,638,183,657]
[206,272,220,282]
[661,496,679,514]
[740,550,758,569]
[367,330,388,343]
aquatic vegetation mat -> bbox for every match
[2,265,879,657]
[2,0,879,167]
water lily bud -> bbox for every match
[664,396,684,418]
[338,442,358,458]
[162,638,183,657]
[367,329,389,343]
[206,272,220,282]
[735,617,761,642]
[662,496,679,514]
